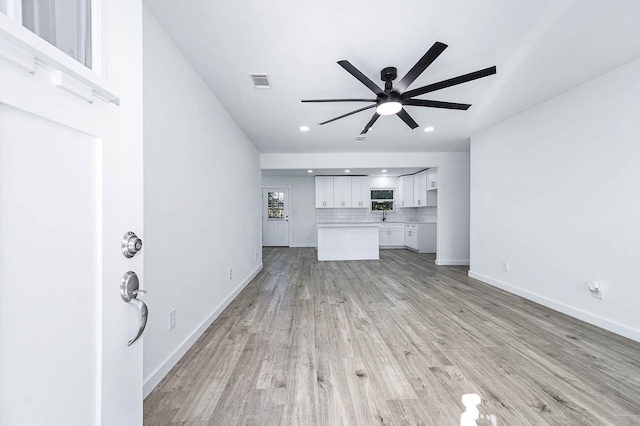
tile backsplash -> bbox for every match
[316,207,437,223]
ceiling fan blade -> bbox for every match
[396,108,419,129]
[402,66,497,99]
[403,99,471,110]
[337,60,384,96]
[318,104,376,125]
[393,42,448,94]
[360,113,380,134]
[301,98,377,103]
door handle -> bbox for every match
[120,271,148,346]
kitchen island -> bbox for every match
[316,223,379,261]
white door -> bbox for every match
[262,188,290,246]
[0,4,143,425]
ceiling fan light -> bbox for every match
[376,101,402,116]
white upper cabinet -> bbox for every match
[427,168,438,190]
[316,176,368,208]
[412,169,437,207]
[315,176,334,208]
[413,171,427,206]
[351,176,369,208]
[398,175,414,207]
[333,176,352,208]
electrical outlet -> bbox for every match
[169,309,176,330]
[501,261,509,272]
[229,268,233,280]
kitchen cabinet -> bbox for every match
[427,168,438,190]
[333,176,352,208]
[316,176,369,208]
[412,169,437,207]
[379,223,405,247]
[425,168,437,207]
[413,171,428,206]
[405,224,417,250]
[351,176,369,208]
[405,223,436,253]
[315,177,334,208]
[398,175,414,207]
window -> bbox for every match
[22,0,92,68]
[371,189,394,211]
[267,191,285,219]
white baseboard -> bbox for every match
[436,259,470,266]
[143,263,264,398]
[468,270,640,343]
[289,243,316,248]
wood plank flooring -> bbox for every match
[144,248,640,425]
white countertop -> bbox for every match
[404,221,437,224]
[316,222,382,228]
[316,221,436,227]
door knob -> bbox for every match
[121,231,143,258]
[120,271,148,346]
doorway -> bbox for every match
[262,188,290,246]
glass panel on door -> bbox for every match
[267,191,285,219]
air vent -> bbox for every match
[354,135,367,143]
[250,73,271,89]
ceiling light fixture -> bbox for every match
[300,126,310,132]
[424,126,435,132]
[345,169,350,173]
[376,100,402,116]
[381,169,387,173]
[307,170,313,173]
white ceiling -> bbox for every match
[144,0,640,154]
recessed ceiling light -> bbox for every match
[424,126,435,132]
[381,169,387,173]
[345,169,350,173]
[300,126,310,132]
[307,170,313,173]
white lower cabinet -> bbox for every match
[377,222,436,252]
[405,223,436,253]
[378,223,405,247]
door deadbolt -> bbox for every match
[121,231,143,258]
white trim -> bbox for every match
[143,263,264,398]
[289,243,316,248]
[468,270,640,343]
[0,36,34,72]
[318,255,379,261]
[436,259,470,266]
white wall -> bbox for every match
[143,8,262,396]
[470,57,640,342]
[261,152,470,265]
[262,176,317,247]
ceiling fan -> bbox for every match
[301,41,497,134]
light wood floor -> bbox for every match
[144,248,640,425]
